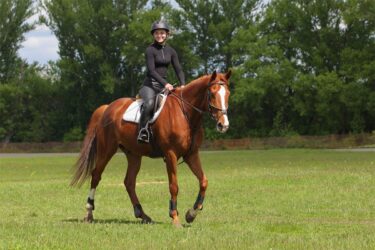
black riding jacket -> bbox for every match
[144,42,185,90]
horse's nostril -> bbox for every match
[217,122,223,129]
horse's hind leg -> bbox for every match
[124,153,152,223]
[183,151,208,223]
[84,136,117,223]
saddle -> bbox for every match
[122,92,168,124]
[122,93,167,158]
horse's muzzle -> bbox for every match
[217,121,229,133]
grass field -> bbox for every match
[1,149,375,249]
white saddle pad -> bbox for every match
[122,93,168,124]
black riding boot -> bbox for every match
[137,108,150,144]
[138,85,157,144]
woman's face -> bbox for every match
[153,29,168,44]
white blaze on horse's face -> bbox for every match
[209,80,230,133]
[217,85,229,132]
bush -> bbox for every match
[63,127,83,142]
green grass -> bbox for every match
[1,149,375,249]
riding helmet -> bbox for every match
[150,21,170,34]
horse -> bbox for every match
[71,70,232,227]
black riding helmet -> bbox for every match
[150,21,170,34]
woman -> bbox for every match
[137,20,185,143]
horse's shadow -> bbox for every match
[62,218,164,225]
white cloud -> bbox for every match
[19,23,59,64]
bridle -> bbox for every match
[207,81,228,120]
[169,81,229,121]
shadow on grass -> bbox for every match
[62,218,164,225]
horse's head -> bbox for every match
[207,70,232,133]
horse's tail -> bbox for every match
[70,105,108,187]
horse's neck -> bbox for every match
[174,76,209,128]
[178,76,209,111]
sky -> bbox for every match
[18,7,59,65]
[19,22,59,65]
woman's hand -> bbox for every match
[165,83,174,91]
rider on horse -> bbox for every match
[137,20,185,143]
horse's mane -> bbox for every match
[186,74,210,86]
[176,75,210,93]
[182,72,227,88]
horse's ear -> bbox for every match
[225,70,232,80]
[210,70,217,82]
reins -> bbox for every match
[169,81,228,117]
[168,87,207,165]
[169,91,205,115]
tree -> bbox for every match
[213,0,259,71]
[174,0,221,74]
[0,63,61,142]
[0,0,34,82]
[42,0,149,131]
[340,0,375,132]
[230,0,375,136]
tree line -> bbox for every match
[0,0,374,143]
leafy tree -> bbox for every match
[212,0,259,71]
[0,63,61,142]
[340,0,375,132]
[230,0,375,136]
[174,0,221,74]
[41,0,149,131]
[0,0,34,82]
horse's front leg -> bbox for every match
[183,151,208,223]
[164,150,182,228]
[124,153,152,224]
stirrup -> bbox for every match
[137,128,150,143]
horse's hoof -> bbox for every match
[83,214,94,223]
[185,208,198,223]
[141,215,153,224]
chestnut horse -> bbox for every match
[71,70,231,227]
